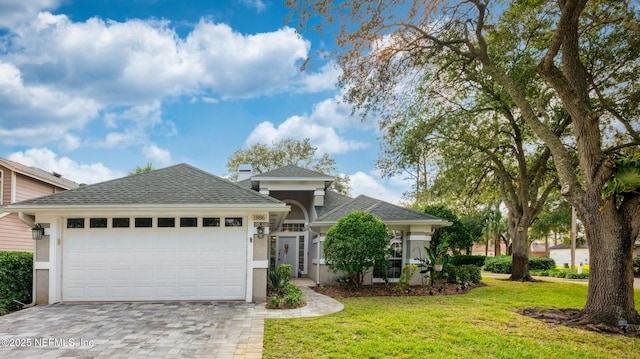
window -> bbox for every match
[374,231,404,281]
[113,218,130,228]
[203,217,220,227]
[282,223,305,232]
[67,218,84,228]
[180,217,198,227]
[135,218,152,228]
[158,218,175,227]
[89,218,107,228]
[225,217,243,227]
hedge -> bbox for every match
[449,255,486,267]
[445,264,482,284]
[483,256,556,274]
[0,251,33,314]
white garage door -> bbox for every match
[62,228,246,301]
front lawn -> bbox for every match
[264,278,640,358]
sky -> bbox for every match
[0,0,410,203]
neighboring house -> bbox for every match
[548,243,589,268]
[0,157,79,252]
[6,163,450,305]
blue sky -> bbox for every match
[0,0,409,202]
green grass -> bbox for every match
[264,278,640,358]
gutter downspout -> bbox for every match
[18,212,37,308]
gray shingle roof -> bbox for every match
[314,195,447,223]
[252,165,334,179]
[315,190,353,218]
[8,163,284,207]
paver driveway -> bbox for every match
[0,301,265,359]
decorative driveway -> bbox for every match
[0,283,343,359]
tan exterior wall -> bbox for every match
[15,173,58,202]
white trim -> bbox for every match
[246,234,253,302]
[252,260,269,269]
[11,170,16,203]
[34,262,50,270]
[0,168,4,205]
[0,212,9,219]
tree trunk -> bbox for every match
[485,236,489,256]
[494,232,501,256]
[508,215,533,281]
[578,204,640,325]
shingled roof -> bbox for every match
[7,163,285,208]
[314,190,353,218]
[313,195,450,224]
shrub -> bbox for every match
[634,257,640,276]
[268,295,281,309]
[324,211,389,288]
[551,271,567,278]
[0,251,33,314]
[449,255,486,267]
[565,272,589,279]
[529,257,556,270]
[444,264,481,284]
[284,284,305,307]
[268,264,292,295]
[483,256,556,273]
[483,256,512,273]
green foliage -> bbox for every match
[483,256,512,274]
[601,155,640,208]
[395,264,418,293]
[128,162,154,175]
[445,264,482,285]
[422,204,473,254]
[324,211,389,288]
[484,256,555,274]
[0,251,33,314]
[450,255,486,267]
[266,267,305,309]
[634,257,640,276]
[284,284,305,307]
[226,138,351,195]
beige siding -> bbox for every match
[15,173,57,202]
[0,213,33,252]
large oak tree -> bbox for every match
[288,0,640,326]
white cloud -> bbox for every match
[245,115,369,155]
[0,0,59,29]
[349,171,406,204]
[8,148,124,184]
[296,62,341,93]
[142,144,172,166]
[238,0,266,13]
[0,61,101,145]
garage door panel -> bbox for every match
[62,228,247,301]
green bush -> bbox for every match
[284,284,305,307]
[445,264,482,284]
[565,272,589,279]
[483,256,556,273]
[483,256,512,273]
[531,270,550,276]
[634,257,640,276]
[551,271,567,278]
[0,251,33,314]
[529,257,556,270]
[449,255,486,267]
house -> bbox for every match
[548,243,589,268]
[5,163,450,304]
[0,157,79,252]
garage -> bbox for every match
[7,164,289,303]
[62,222,247,301]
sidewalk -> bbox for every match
[482,271,640,289]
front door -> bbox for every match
[277,236,297,277]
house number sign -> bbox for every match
[252,214,267,221]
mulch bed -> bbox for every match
[311,282,485,298]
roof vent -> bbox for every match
[52,171,62,178]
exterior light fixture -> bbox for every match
[31,224,45,240]
[618,320,628,336]
[257,224,265,238]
